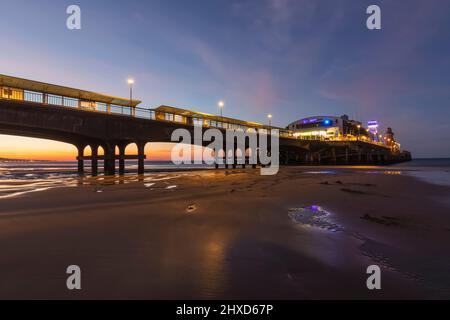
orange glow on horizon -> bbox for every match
[0,135,177,161]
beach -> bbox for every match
[0,165,449,299]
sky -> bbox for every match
[0,0,449,160]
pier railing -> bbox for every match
[0,85,390,148]
[1,86,156,120]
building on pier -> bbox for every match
[286,115,370,141]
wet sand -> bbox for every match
[0,167,449,299]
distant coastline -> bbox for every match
[0,157,50,163]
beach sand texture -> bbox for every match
[0,167,449,299]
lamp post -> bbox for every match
[268,114,272,127]
[128,78,135,116]
[218,101,224,119]
[357,124,361,140]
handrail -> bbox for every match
[0,85,156,120]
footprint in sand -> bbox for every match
[187,204,197,213]
[340,188,367,195]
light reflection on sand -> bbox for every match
[288,205,343,232]
[303,171,337,174]
[0,170,184,199]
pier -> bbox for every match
[0,74,411,176]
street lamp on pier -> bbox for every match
[127,78,135,116]
[218,101,224,119]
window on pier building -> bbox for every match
[24,90,43,103]
[63,97,79,108]
[164,113,174,121]
[80,100,97,110]
[47,94,63,106]
[174,114,185,123]
[193,117,203,126]
[97,102,108,113]
[110,105,123,114]
[217,121,227,129]
[1,87,23,100]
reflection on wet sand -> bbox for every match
[200,235,228,298]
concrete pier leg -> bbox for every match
[104,145,116,176]
[118,144,126,175]
[137,142,145,175]
[214,149,219,169]
[331,148,337,163]
[77,146,84,175]
[232,149,237,169]
[91,145,98,176]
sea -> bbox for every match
[0,159,449,199]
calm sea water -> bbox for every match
[391,158,450,188]
[0,159,449,199]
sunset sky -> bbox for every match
[1,0,449,160]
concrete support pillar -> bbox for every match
[91,145,98,176]
[137,142,145,175]
[215,149,220,169]
[104,144,116,176]
[77,145,84,175]
[331,148,337,163]
[358,150,362,162]
[118,144,126,175]
[317,153,321,164]
[345,148,349,164]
